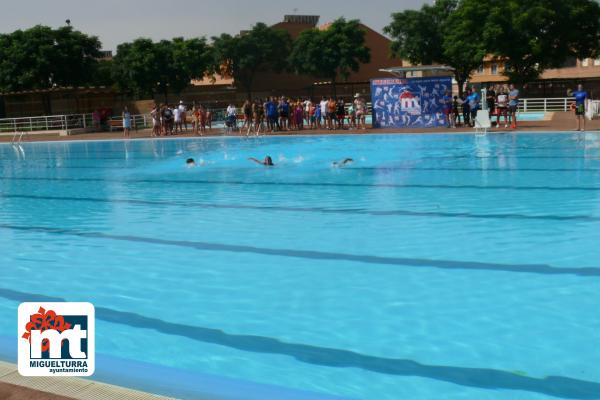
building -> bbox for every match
[470,56,600,97]
[185,15,402,105]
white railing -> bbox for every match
[0,114,95,134]
[519,98,571,113]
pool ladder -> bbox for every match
[11,131,27,159]
[11,131,28,145]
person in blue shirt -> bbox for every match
[573,84,588,132]
[467,88,480,127]
[442,91,453,128]
[508,84,520,129]
[266,97,279,132]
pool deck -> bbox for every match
[0,361,173,400]
[0,112,597,144]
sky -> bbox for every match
[1,0,429,51]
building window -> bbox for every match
[491,63,498,75]
[477,65,484,74]
[582,58,589,67]
[594,58,600,66]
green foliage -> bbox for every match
[385,0,484,95]
[289,18,371,84]
[111,38,159,97]
[482,0,600,84]
[386,0,600,88]
[90,60,115,87]
[211,23,292,98]
[112,37,212,99]
[385,1,457,66]
[0,25,101,92]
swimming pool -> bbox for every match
[1,132,600,400]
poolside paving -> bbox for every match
[0,112,597,143]
[0,361,173,400]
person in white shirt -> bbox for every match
[173,105,183,134]
[303,99,312,126]
[319,97,328,129]
[225,103,237,134]
[178,101,187,132]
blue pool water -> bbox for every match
[1,133,600,400]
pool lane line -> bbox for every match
[3,175,600,191]
[3,154,600,161]
[0,287,598,399]
[3,193,600,223]
[0,145,595,156]
[0,223,599,277]
[3,165,600,173]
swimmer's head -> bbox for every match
[264,156,274,166]
[186,158,196,167]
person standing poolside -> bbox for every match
[326,97,337,130]
[354,94,367,130]
[173,104,183,134]
[162,105,174,135]
[486,85,496,124]
[461,91,470,127]
[572,84,588,132]
[241,100,252,133]
[266,97,278,132]
[467,88,480,128]
[198,105,207,135]
[205,106,213,131]
[304,98,312,127]
[294,100,304,130]
[348,102,356,129]
[150,104,161,137]
[336,98,346,129]
[452,96,460,128]
[226,103,237,134]
[309,102,317,129]
[122,106,132,139]
[496,86,509,128]
[191,105,199,135]
[178,101,188,132]
[319,97,328,129]
[442,91,453,128]
[508,84,520,129]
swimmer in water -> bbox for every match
[248,156,274,166]
[332,158,354,167]
[186,158,196,167]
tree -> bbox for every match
[112,37,212,101]
[211,23,291,99]
[112,38,160,98]
[289,18,371,95]
[0,25,102,92]
[482,0,600,85]
[385,0,600,91]
[385,0,485,96]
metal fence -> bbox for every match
[0,114,96,134]
[0,98,583,135]
[518,98,571,112]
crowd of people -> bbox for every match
[124,95,369,138]
[440,84,521,129]
[230,94,369,135]
[145,101,214,137]
[120,83,592,137]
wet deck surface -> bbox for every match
[0,361,172,400]
[0,112,597,143]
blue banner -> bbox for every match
[370,77,453,128]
